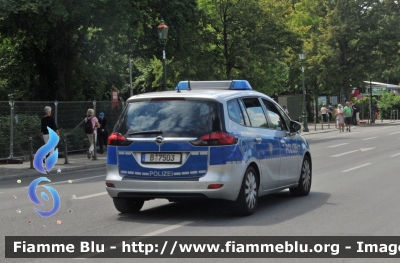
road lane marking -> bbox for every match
[389,131,400,135]
[390,153,400,157]
[328,143,348,148]
[143,221,194,236]
[359,148,375,152]
[78,221,194,259]
[362,137,377,140]
[74,192,108,199]
[331,150,359,157]
[342,163,371,173]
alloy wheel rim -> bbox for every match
[302,160,311,191]
[245,171,257,209]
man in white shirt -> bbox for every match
[320,104,327,123]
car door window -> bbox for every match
[227,99,245,125]
[261,99,288,131]
[238,99,251,126]
[276,105,291,130]
[241,98,269,128]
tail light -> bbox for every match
[190,132,238,146]
[106,183,115,188]
[208,184,224,189]
[107,132,133,146]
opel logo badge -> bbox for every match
[155,136,164,146]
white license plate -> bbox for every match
[142,153,182,164]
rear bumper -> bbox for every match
[105,163,246,201]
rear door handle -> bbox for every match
[280,139,286,145]
[255,138,262,144]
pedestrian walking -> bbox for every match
[352,103,360,128]
[344,101,353,132]
[328,103,334,123]
[84,109,100,159]
[356,104,360,124]
[41,106,60,155]
[97,112,108,154]
[335,104,345,132]
[320,104,328,123]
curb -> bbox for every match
[0,163,106,182]
[301,121,400,136]
[301,128,338,135]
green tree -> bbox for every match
[292,0,400,101]
[0,0,135,100]
[197,0,302,94]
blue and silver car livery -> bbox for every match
[106,80,312,216]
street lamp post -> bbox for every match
[299,53,309,132]
[362,86,364,121]
[129,58,133,96]
[369,74,373,123]
[157,20,169,91]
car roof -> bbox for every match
[127,89,273,103]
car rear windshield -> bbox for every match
[114,100,223,138]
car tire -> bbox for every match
[290,155,312,196]
[113,198,144,213]
[234,166,258,216]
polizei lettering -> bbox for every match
[150,171,173,177]
[286,143,300,154]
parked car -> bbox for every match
[105,80,312,216]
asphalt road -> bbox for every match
[1,124,400,263]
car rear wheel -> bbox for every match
[290,155,312,196]
[234,166,258,216]
[113,198,144,213]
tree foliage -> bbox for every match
[0,0,400,102]
[291,0,400,101]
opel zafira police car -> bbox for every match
[105,80,312,216]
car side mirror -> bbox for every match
[289,120,302,133]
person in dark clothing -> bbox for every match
[328,103,334,122]
[97,112,108,154]
[41,106,60,155]
[351,102,359,127]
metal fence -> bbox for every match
[0,101,124,160]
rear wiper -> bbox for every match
[128,130,163,135]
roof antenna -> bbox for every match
[177,83,181,93]
[188,80,191,91]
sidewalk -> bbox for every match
[301,119,400,135]
[0,152,106,181]
[1,119,399,182]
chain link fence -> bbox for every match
[0,101,125,160]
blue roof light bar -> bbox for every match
[176,81,189,91]
[175,80,252,91]
[229,80,252,90]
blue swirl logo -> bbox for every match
[28,177,60,218]
[33,127,59,174]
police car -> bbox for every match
[105,80,312,216]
